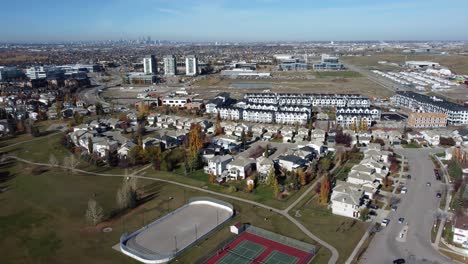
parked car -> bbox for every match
[381,218,390,227]
[401,187,407,194]
[406,175,411,179]
[391,205,398,211]
[393,258,406,264]
[398,217,405,224]
[426,182,431,187]
[370,204,379,210]
[436,192,442,198]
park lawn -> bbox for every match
[291,195,368,264]
[0,160,331,264]
[142,166,316,210]
[402,143,420,148]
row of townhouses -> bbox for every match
[335,107,381,128]
[244,93,370,107]
[331,144,392,219]
[391,91,468,125]
[217,107,309,125]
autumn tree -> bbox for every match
[320,175,330,205]
[49,154,59,167]
[297,168,307,186]
[266,168,275,186]
[272,178,279,198]
[116,177,138,210]
[215,112,223,135]
[209,171,215,183]
[187,123,204,172]
[85,198,104,226]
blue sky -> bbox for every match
[2,0,468,42]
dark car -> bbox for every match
[406,175,411,179]
[370,204,379,210]
[393,259,406,264]
[436,192,442,198]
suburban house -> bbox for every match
[204,154,233,176]
[92,137,119,157]
[256,156,274,182]
[277,155,307,172]
[118,141,137,158]
[421,130,441,146]
[331,180,366,219]
[226,156,255,181]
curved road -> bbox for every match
[6,155,339,264]
[360,148,453,264]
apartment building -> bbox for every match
[336,107,381,120]
[407,112,448,128]
[392,91,468,125]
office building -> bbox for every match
[143,55,157,74]
[0,66,24,81]
[163,55,177,76]
[185,55,198,76]
[313,54,345,70]
[26,66,64,80]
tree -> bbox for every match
[272,178,279,198]
[320,175,330,205]
[359,208,370,221]
[209,171,215,183]
[215,112,223,135]
[87,137,93,154]
[241,129,247,151]
[266,168,275,186]
[49,154,59,167]
[318,157,331,175]
[297,168,306,186]
[187,124,204,172]
[116,178,138,210]
[63,155,79,175]
[335,130,352,147]
[85,198,104,226]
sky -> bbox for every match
[1,0,468,42]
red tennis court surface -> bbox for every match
[204,231,314,264]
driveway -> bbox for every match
[360,148,454,264]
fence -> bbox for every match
[245,225,316,255]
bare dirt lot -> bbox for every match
[192,73,394,100]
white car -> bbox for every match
[381,218,390,226]
[401,187,407,194]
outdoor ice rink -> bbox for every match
[121,198,234,262]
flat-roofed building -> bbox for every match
[163,55,177,76]
[185,55,198,76]
[407,112,447,128]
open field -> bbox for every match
[0,159,331,264]
[290,195,368,264]
[192,74,394,99]
[341,53,468,75]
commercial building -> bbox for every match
[407,112,447,128]
[26,66,65,80]
[163,55,177,76]
[313,54,345,70]
[123,73,157,85]
[0,66,24,81]
[143,55,157,74]
[391,91,468,125]
[220,69,270,77]
[279,58,308,71]
[405,61,440,69]
[185,55,198,76]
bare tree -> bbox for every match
[63,155,79,174]
[49,154,59,167]
[85,198,104,226]
[116,178,137,210]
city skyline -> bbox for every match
[2,0,468,42]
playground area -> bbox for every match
[119,197,234,263]
[204,226,315,264]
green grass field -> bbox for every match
[291,196,368,264]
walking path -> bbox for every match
[6,154,339,264]
[433,155,453,250]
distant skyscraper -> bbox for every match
[185,55,198,76]
[143,55,157,74]
[163,55,177,76]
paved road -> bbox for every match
[7,155,339,264]
[360,148,454,264]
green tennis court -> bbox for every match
[263,251,299,264]
[216,240,266,264]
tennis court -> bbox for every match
[216,240,266,264]
[204,226,315,264]
[263,251,298,264]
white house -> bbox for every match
[277,155,307,172]
[256,156,274,182]
[331,181,364,219]
[204,155,233,176]
[226,156,255,180]
[118,141,137,158]
[421,130,441,146]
